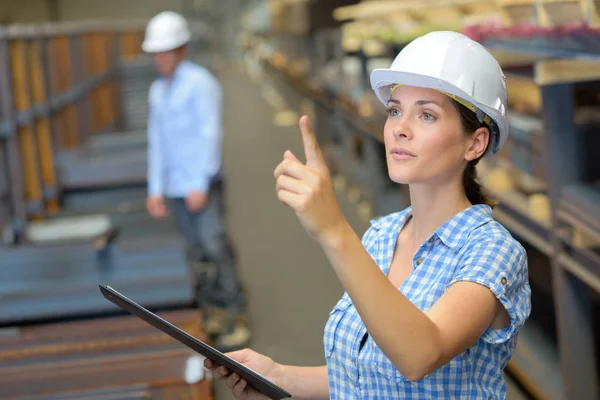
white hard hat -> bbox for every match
[142,11,191,53]
[370,31,508,156]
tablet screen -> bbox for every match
[99,285,292,399]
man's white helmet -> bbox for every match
[370,31,508,156]
[142,11,191,53]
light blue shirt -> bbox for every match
[147,60,222,197]
[324,204,532,399]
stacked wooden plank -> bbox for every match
[559,183,600,252]
[333,0,500,55]
[0,309,212,400]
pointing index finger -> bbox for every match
[300,115,324,168]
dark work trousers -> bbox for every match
[168,178,246,315]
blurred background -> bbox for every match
[0,0,599,399]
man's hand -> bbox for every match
[147,195,168,219]
[186,190,208,212]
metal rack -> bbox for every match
[537,74,600,400]
[474,5,600,398]
[0,21,147,243]
[245,1,600,395]
[0,19,202,328]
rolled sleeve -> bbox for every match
[449,236,532,344]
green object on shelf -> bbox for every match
[374,22,463,46]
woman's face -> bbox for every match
[383,85,485,185]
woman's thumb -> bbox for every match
[284,150,300,162]
[226,348,252,362]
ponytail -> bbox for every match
[453,101,498,209]
[462,159,497,208]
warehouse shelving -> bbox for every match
[469,39,600,400]
[259,53,600,399]
[243,0,600,398]
[509,317,563,400]
[482,42,600,400]
[259,44,565,398]
[483,38,600,60]
[344,3,600,398]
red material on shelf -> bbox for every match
[462,22,600,56]
[462,22,600,41]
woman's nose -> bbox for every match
[392,117,412,139]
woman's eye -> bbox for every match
[422,112,436,121]
[387,108,400,117]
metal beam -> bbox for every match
[111,32,124,131]
[69,34,91,147]
[0,32,26,241]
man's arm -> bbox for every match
[187,74,223,193]
[147,83,164,196]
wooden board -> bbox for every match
[506,75,542,113]
[333,0,484,21]
[0,309,212,400]
[535,59,600,85]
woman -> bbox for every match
[205,31,531,399]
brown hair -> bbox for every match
[452,101,498,209]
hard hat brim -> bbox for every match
[370,68,506,156]
[142,35,190,53]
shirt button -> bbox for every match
[501,277,507,285]
[428,237,435,243]
[416,258,423,266]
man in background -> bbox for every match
[143,11,250,351]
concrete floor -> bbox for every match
[210,61,530,400]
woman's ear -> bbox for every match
[465,127,490,161]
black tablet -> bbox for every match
[99,285,292,400]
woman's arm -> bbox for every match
[205,349,329,400]
[320,222,499,381]
[280,365,329,400]
[274,116,501,381]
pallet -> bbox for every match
[0,309,212,400]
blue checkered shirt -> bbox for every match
[323,204,531,399]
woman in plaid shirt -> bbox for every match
[207,31,531,399]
